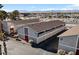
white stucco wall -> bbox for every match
[35,26,66,44]
[17,26,25,39]
[28,27,38,38]
[17,26,37,40]
[17,26,38,41]
[28,27,38,42]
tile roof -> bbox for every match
[27,20,65,33]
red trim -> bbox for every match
[24,35,28,42]
[22,36,28,43]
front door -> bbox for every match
[24,28,28,42]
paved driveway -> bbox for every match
[0,37,56,55]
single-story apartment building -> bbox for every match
[58,26,79,55]
[2,18,40,35]
[17,20,66,44]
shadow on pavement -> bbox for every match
[31,30,67,53]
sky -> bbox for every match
[1,4,79,12]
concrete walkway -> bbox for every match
[0,37,56,55]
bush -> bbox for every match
[57,49,66,55]
[68,51,75,55]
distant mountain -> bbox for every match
[19,10,28,13]
[19,10,79,13]
[50,10,79,12]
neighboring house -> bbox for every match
[58,26,79,55]
[17,20,66,44]
[2,18,39,34]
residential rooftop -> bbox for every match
[27,20,65,33]
[4,18,39,25]
[58,26,79,37]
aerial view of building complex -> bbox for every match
[0,4,79,55]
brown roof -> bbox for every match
[27,20,65,33]
[58,26,79,37]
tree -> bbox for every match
[9,10,20,20]
[0,4,3,9]
[48,15,52,19]
[0,10,8,20]
[0,4,7,55]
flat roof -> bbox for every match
[58,26,79,37]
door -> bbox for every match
[24,28,28,42]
